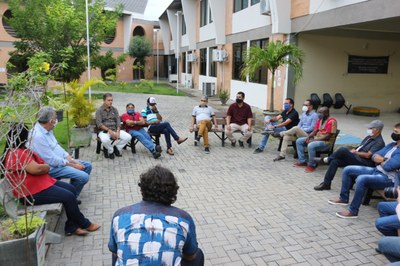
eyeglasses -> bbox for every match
[201,100,207,102]
[303,104,310,106]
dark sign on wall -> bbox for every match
[347,55,389,74]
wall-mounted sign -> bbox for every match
[347,55,389,74]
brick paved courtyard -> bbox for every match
[46,89,394,265]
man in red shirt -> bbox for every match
[121,103,161,159]
[294,106,337,172]
[225,91,253,147]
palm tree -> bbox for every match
[241,40,304,112]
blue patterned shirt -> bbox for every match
[108,201,199,266]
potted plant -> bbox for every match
[241,40,304,114]
[44,91,70,122]
[218,89,230,105]
[65,79,104,148]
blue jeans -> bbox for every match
[258,118,286,150]
[375,202,400,236]
[49,160,92,196]
[128,128,156,153]
[23,181,91,234]
[339,165,394,215]
[296,137,329,167]
[148,122,179,149]
[378,236,400,263]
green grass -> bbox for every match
[53,116,70,150]
[91,82,186,96]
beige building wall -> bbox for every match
[296,33,400,113]
[291,0,309,18]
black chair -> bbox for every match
[333,93,352,115]
[310,93,321,110]
[322,93,333,108]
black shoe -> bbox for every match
[76,199,82,205]
[109,153,115,160]
[195,135,202,143]
[271,132,282,138]
[294,153,298,159]
[152,151,161,159]
[375,248,382,254]
[314,182,331,191]
[231,141,236,147]
[103,148,109,158]
[238,140,244,147]
[253,148,263,154]
[155,145,162,152]
[113,146,122,157]
[204,147,210,154]
[273,155,285,161]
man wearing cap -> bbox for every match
[95,93,132,159]
[141,97,187,155]
[190,95,218,154]
[314,120,385,191]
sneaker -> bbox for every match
[261,130,273,135]
[323,157,329,164]
[238,140,244,147]
[328,198,348,205]
[253,148,263,154]
[155,145,162,152]
[305,165,316,173]
[271,132,282,138]
[314,182,331,191]
[273,155,285,161]
[336,211,358,219]
[152,151,161,159]
[231,141,236,147]
[293,162,307,167]
[195,135,202,143]
[204,147,210,154]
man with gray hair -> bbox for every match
[314,120,385,191]
[190,95,217,154]
[29,106,92,198]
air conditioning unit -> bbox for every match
[202,82,215,96]
[212,50,228,62]
[260,0,271,15]
[187,53,197,62]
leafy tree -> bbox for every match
[128,36,152,79]
[6,0,122,82]
[241,40,304,111]
[92,50,127,80]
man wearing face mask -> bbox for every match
[328,123,400,219]
[29,106,92,197]
[190,96,218,154]
[270,99,317,160]
[294,106,337,173]
[253,98,299,154]
[121,103,161,159]
[314,120,385,191]
[225,92,253,147]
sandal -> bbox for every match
[166,148,174,155]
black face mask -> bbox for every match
[236,99,243,104]
[391,132,400,141]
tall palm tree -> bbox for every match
[241,40,304,112]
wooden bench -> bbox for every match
[0,178,63,244]
[192,112,255,147]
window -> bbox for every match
[232,42,247,80]
[200,0,208,27]
[234,0,249,12]
[249,39,268,84]
[182,15,186,35]
[182,52,186,73]
[251,0,260,5]
[187,57,192,74]
[209,47,217,77]
[209,7,213,24]
[200,48,207,75]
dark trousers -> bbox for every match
[24,180,91,234]
[323,147,371,186]
[148,122,179,148]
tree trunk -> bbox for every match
[269,71,275,111]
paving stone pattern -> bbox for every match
[46,90,389,265]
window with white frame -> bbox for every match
[200,48,207,75]
[200,0,208,27]
[209,47,217,77]
[249,38,268,84]
[232,42,247,80]
[234,0,249,12]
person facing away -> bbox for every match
[121,103,161,159]
[225,91,253,147]
[141,96,187,156]
[314,120,385,191]
[253,97,299,154]
[328,123,400,219]
[28,106,91,197]
[271,99,318,161]
[95,93,132,159]
[294,106,337,173]
[3,123,100,236]
[190,95,218,154]
[108,165,204,266]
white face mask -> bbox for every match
[366,129,373,136]
[53,119,58,127]
[302,106,308,112]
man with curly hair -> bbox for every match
[108,165,204,266]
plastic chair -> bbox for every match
[322,93,333,108]
[310,93,321,110]
[334,93,352,115]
